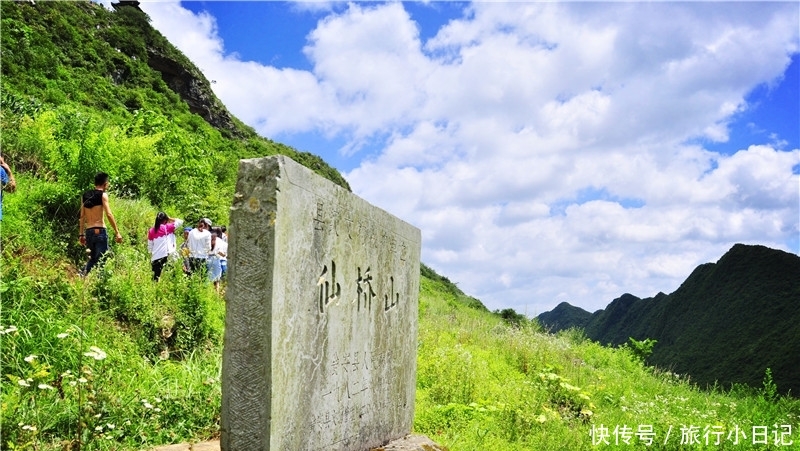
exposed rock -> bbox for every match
[111,1,141,12]
[145,47,243,138]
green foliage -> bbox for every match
[542,244,800,396]
[89,245,222,360]
[1,202,224,449]
[0,4,348,445]
[414,279,800,450]
[0,0,349,197]
[762,368,779,404]
[3,2,798,450]
[420,263,488,311]
[494,308,529,328]
[621,337,657,365]
[2,319,221,450]
[1,89,43,119]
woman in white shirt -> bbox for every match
[186,218,212,275]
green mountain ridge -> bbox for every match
[1,0,350,203]
[538,243,800,396]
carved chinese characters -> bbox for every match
[222,156,421,451]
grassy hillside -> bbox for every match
[415,276,800,450]
[0,0,349,225]
[4,212,799,450]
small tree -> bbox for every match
[624,337,657,364]
[496,308,527,328]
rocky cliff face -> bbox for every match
[110,1,242,138]
[145,47,241,138]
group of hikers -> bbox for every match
[78,171,228,290]
[149,214,229,290]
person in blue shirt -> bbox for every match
[0,156,17,221]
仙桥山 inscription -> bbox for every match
[221,155,422,451]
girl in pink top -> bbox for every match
[147,212,183,281]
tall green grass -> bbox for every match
[413,276,800,450]
[2,188,224,450]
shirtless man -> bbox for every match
[79,172,122,275]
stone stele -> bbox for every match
[221,155,422,451]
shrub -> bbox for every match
[89,247,222,361]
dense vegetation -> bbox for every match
[415,277,800,450]
[538,244,800,396]
[2,2,799,450]
[0,0,348,216]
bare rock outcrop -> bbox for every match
[146,48,242,138]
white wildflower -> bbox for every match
[2,325,18,334]
[38,384,54,390]
[18,379,31,387]
[24,355,36,363]
[21,425,37,432]
[57,332,69,339]
[77,378,87,384]
[83,346,107,360]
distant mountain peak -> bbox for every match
[538,243,800,395]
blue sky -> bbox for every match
[175,1,799,169]
[137,1,799,314]
[177,1,474,171]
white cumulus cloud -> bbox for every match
[141,1,799,314]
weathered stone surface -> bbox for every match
[371,434,448,451]
[222,156,421,451]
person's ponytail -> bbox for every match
[153,211,168,232]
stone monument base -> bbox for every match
[150,434,446,451]
[372,434,448,451]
